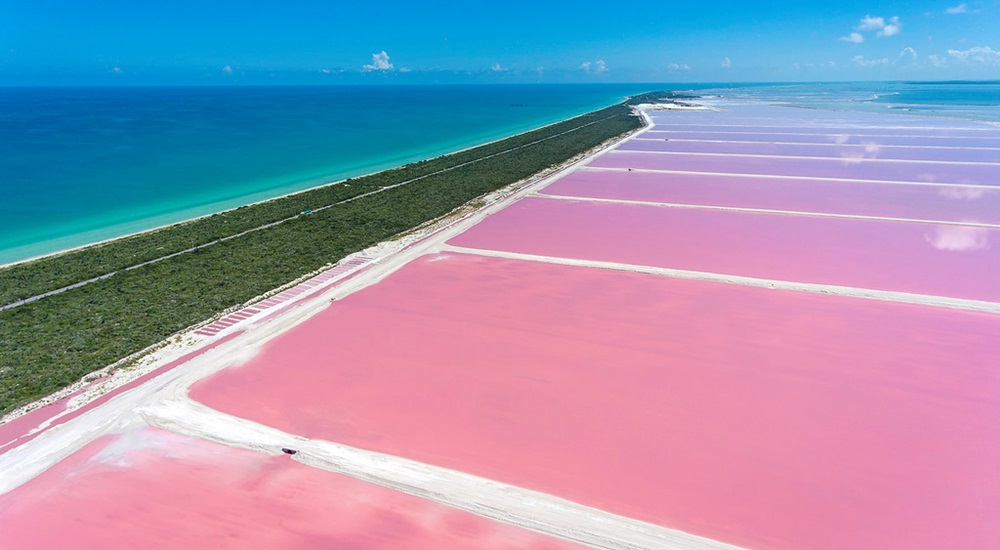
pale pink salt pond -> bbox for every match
[618,138,1000,163]
[645,106,998,131]
[647,122,1000,138]
[589,150,1000,186]
[449,197,1000,302]
[190,253,1000,550]
[0,427,582,550]
[542,169,1000,225]
[642,129,1000,148]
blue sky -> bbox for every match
[1,0,998,85]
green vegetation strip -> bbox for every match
[0,93,664,416]
[0,109,630,313]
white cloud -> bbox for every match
[857,14,885,31]
[668,62,691,71]
[948,45,1000,64]
[899,47,918,61]
[222,65,233,74]
[850,14,902,39]
[111,66,123,74]
[491,63,507,72]
[945,3,969,14]
[839,142,883,164]
[926,226,990,252]
[720,57,732,69]
[840,32,865,43]
[939,186,991,200]
[579,59,608,73]
[928,54,947,67]
[853,55,889,67]
[398,67,412,73]
[879,16,902,37]
[362,51,394,72]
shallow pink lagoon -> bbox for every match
[619,138,1000,163]
[543,169,1000,225]
[0,427,581,550]
[589,150,1000,186]
[647,122,1000,138]
[449,197,1000,302]
[644,106,998,131]
[190,253,1000,550]
[642,129,1000,148]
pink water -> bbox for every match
[0,403,67,452]
[449,197,1000,302]
[542,169,1000,224]
[190,253,1000,550]
[644,107,995,129]
[0,427,582,550]
[642,130,1000,148]
[589,150,1000,185]
[619,138,1000,163]
[647,123,1000,137]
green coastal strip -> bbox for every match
[0,92,671,416]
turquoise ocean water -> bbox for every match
[0,84,651,265]
[2,82,997,265]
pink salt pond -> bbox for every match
[450,197,1000,302]
[648,122,1000,138]
[190,253,1000,550]
[0,427,582,550]
[618,137,1000,163]
[542,169,1000,225]
[588,150,1000,186]
[643,129,1000,148]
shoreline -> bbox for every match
[0,91,642,269]
[0,103,650,438]
[0,95,654,418]
[14,81,992,268]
